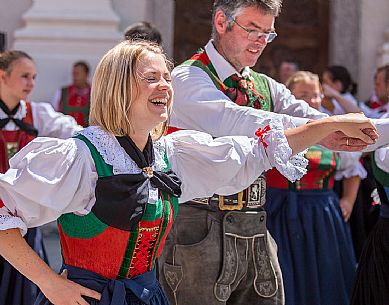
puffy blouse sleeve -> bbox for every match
[163,118,308,202]
[335,151,367,180]
[0,137,97,235]
[375,145,389,173]
[32,102,82,139]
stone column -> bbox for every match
[328,0,360,83]
[13,0,122,102]
[359,0,389,101]
[378,28,389,66]
[152,0,175,57]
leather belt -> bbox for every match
[192,176,266,211]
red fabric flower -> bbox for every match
[255,125,271,148]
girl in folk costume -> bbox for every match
[351,65,389,305]
[351,142,389,305]
[0,50,80,305]
[321,65,362,115]
[265,71,366,305]
[0,41,378,305]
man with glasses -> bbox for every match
[159,1,369,304]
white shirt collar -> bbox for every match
[204,40,250,82]
[0,100,27,122]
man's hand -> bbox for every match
[319,129,377,152]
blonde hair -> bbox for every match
[285,70,321,92]
[89,40,173,139]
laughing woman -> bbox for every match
[0,41,377,305]
[0,50,80,305]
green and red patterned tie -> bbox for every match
[224,74,265,109]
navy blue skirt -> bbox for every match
[0,228,47,305]
[265,188,356,305]
[34,265,169,305]
[350,210,389,305]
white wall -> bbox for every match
[0,0,32,49]
[13,0,122,102]
[0,0,175,102]
[112,0,152,30]
[111,0,175,56]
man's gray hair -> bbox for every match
[211,0,282,40]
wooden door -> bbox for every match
[0,32,6,52]
[173,0,213,66]
[173,0,329,78]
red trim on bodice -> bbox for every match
[166,126,182,134]
[156,194,175,257]
[0,102,35,173]
[128,218,162,277]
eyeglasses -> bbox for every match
[227,14,277,43]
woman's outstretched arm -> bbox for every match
[285,113,377,155]
[0,228,101,305]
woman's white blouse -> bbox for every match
[375,146,389,174]
[335,151,367,180]
[0,100,81,138]
[0,122,308,235]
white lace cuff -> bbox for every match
[263,119,308,182]
[0,215,27,236]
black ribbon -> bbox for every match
[92,135,181,231]
[116,135,182,197]
[0,99,38,136]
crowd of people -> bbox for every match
[0,1,389,305]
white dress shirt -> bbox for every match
[170,40,327,138]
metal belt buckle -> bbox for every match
[191,197,210,205]
[246,176,266,208]
[218,192,244,211]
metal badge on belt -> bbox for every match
[218,176,266,210]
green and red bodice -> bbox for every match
[57,135,178,279]
[0,102,36,173]
[59,85,91,127]
[372,154,389,206]
[267,146,339,191]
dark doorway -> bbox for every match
[0,33,6,52]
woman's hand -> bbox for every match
[329,113,378,144]
[284,113,378,155]
[39,270,101,305]
[339,197,354,222]
[322,83,339,99]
